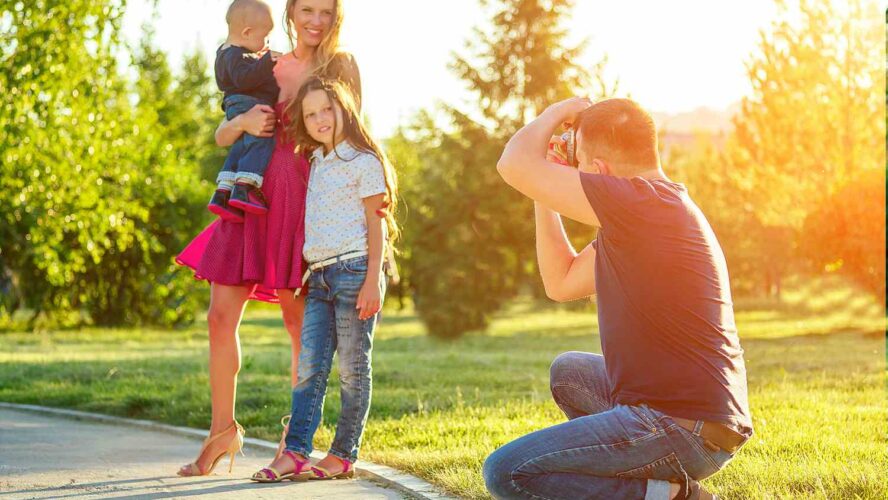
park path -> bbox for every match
[0,408,405,499]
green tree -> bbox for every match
[0,0,210,328]
[450,0,599,128]
[403,0,614,338]
[1,0,133,325]
[801,169,885,301]
[725,0,884,297]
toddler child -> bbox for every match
[208,0,280,221]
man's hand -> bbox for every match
[545,97,593,129]
[496,95,601,227]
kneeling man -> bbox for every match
[486,97,752,500]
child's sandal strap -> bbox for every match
[255,467,279,480]
[310,466,329,478]
[281,450,310,473]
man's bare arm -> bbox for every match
[497,98,601,227]
[535,202,597,302]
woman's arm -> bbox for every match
[356,193,386,321]
[214,104,277,147]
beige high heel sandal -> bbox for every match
[177,421,245,476]
[274,415,291,460]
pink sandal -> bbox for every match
[310,456,355,480]
[250,450,312,483]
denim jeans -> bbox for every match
[217,94,275,188]
[284,255,384,463]
[483,351,737,499]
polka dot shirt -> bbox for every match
[304,141,387,264]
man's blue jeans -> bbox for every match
[218,94,275,188]
[483,351,736,499]
[284,255,384,463]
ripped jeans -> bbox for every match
[284,255,384,463]
[483,352,736,499]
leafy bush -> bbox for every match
[0,0,215,327]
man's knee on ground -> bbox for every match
[482,447,515,499]
[549,351,587,389]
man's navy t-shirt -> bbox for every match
[580,173,753,436]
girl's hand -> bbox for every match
[238,104,276,137]
[356,276,381,321]
[545,97,593,128]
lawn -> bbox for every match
[1,276,885,499]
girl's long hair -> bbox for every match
[287,77,400,250]
[283,0,344,77]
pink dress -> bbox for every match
[176,100,308,302]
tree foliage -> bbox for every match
[674,0,884,299]
[0,0,215,327]
[801,169,885,302]
[731,0,883,227]
[401,0,614,338]
[450,0,595,128]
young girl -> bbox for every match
[251,76,398,483]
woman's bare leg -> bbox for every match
[179,283,251,475]
[278,289,305,387]
[207,283,251,431]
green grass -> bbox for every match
[1,276,886,498]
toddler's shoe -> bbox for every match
[228,183,268,215]
[208,189,245,223]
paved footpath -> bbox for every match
[0,408,406,499]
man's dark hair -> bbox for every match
[575,98,659,174]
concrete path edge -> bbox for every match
[0,402,457,500]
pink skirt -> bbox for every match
[176,103,309,303]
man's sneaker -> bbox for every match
[228,183,268,215]
[207,189,245,223]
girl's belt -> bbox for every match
[308,250,368,272]
[294,251,368,297]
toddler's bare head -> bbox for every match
[226,0,274,52]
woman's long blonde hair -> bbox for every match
[287,77,400,250]
[283,0,344,76]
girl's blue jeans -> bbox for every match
[483,351,737,499]
[284,255,384,463]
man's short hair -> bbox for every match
[575,98,659,174]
